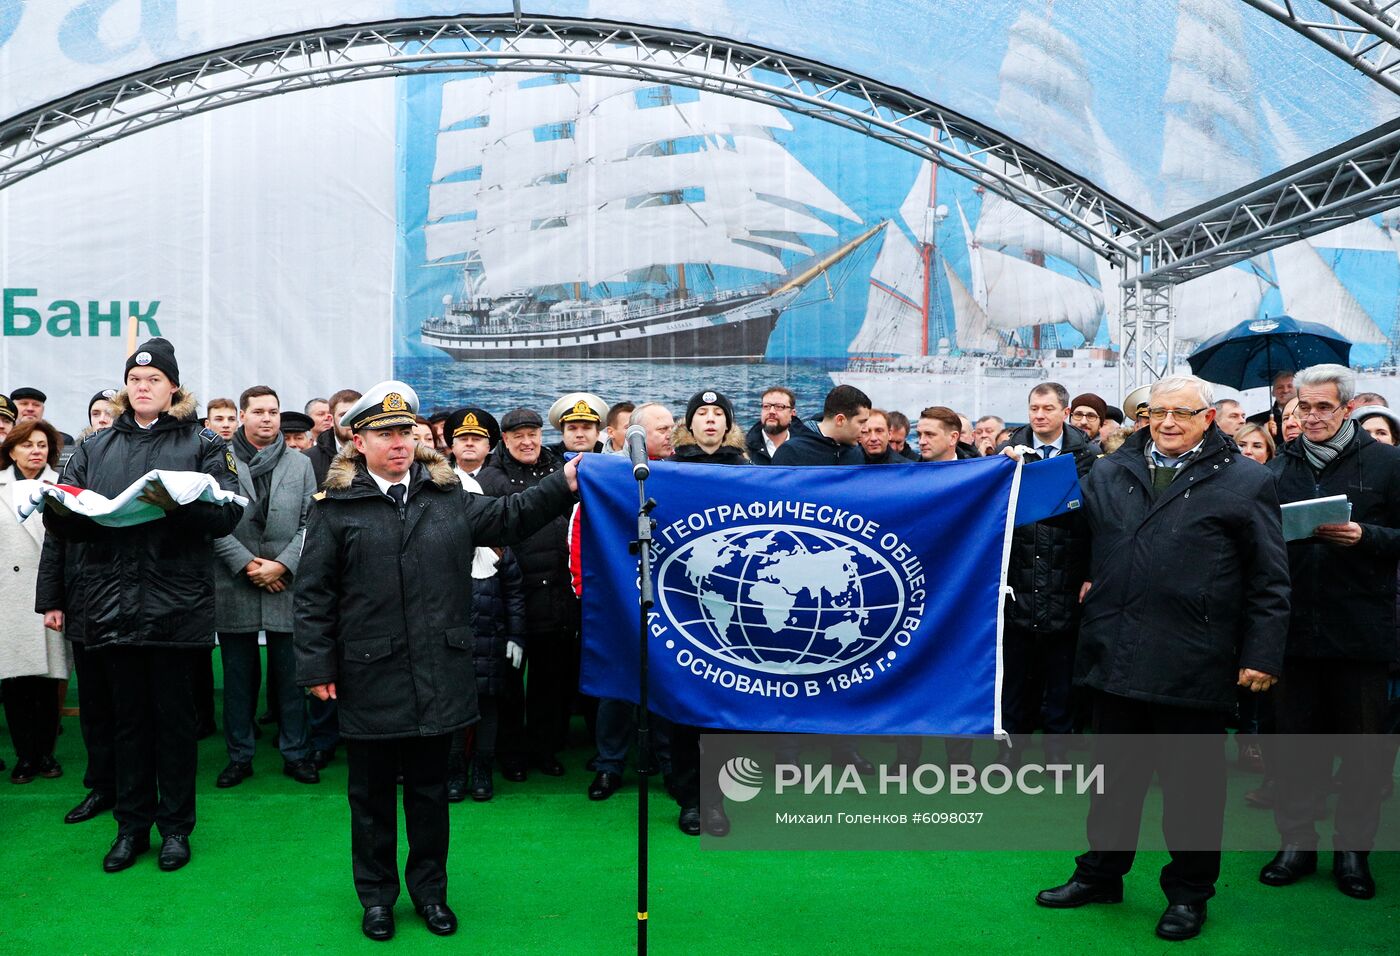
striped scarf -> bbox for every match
[1300,417,1356,473]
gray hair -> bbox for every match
[630,402,673,431]
[1295,364,1356,404]
[1212,399,1241,413]
[1150,374,1215,407]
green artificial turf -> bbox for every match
[2,678,1398,954]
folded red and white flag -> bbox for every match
[15,470,248,528]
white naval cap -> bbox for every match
[339,380,420,432]
[547,391,606,429]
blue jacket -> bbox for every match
[770,420,864,466]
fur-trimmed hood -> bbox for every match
[110,386,199,422]
[324,440,457,492]
[672,422,748,454]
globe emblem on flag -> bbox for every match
[657,525,905,675]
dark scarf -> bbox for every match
[232,429,285,538]
[1300,417,1356,474]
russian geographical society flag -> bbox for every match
[578,454,1069,736]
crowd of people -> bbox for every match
[1,339,1398,943]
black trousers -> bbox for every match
[1073,691,1226,906]
[524,629,579,758]
[1272,658,1390,851]
[346,734,453,909]
[1000,624,1077,757]
[191,647,216,732]
[106,646,198,839]
[72,643,116,794]
[2,675,61,764]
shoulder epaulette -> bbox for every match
[199,427,219,442]
[312,491,327,501]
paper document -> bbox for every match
[1280,495,1351,542]
[14,470,248,528]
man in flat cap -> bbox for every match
[444,406,499,482]
[11,386,46,422]
[39,337,244,874]
[478,407,576,779]
[294,383,580,941]
[279,410,315,451]
[547,392,606,455]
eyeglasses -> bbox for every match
[760,403,792,411]
[1293,403,1342,421]
[1146,407,1207,422]
[1070,410,1101,422]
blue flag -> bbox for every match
[578,454,1057,736]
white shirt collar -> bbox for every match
[367,469,410,497]
[763,432,780,457]
[1032,430,1064,456]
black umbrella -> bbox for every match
[1186,314,1353,391]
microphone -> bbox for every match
[625,423,650,480]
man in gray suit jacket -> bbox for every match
[212,386,319,787]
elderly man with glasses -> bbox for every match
[1034,374,1290,943]
[1259,364,1400,901]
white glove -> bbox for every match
[506,641,523,669]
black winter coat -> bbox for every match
[293,444,574,739]
[471,547,527,697]
[999,424,1096,633]
[476,443,576,635]
[1270,429,1400,661]
[34,531,86,643]
[770,420,864,466]
[1074,426,1291,710]
[305,428,342,490]
[863,447,914,465]
[41,389,244,649]
[745,416,803,465]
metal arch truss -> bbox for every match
[0,15,1148,265]
[1239,0,1400,95]
[1134,121,1400,285]
[1117,273,1175,396]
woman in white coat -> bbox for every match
[0,419,69,783]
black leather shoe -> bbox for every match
[215,761,253,788]
[588,771,622,801]
[1259,846,1317,886]
[1155,903,1206,941]
[65,790,116,824]
[9,760,36,784]
[446,757,468,804]
[1035,878,1124,908]
[282,759,320,784]
[537,754,565,777]
[1333,851,1376,899]
[37,755,63,778]
[102,833,150,873]
[501,762,527,782]
[418,903,458,936]
[362,906,395,941]
[703,804,731,837]
[469,758,494,802]
[157,834,191,871]
[678,806,702,836]
[310,749,335,770]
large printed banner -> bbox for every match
[578,454,1029,737]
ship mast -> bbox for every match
[773,220,886,295]
[920,167,935,357]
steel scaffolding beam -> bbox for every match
[1239,0,1400,94]
[1119,268,1176,391]
[1133,118,1400,285]
[0,15,1148,265]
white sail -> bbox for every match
[1087,109,1156,220]
[958,200,987,309]
[898,161,935,245]
[995,12,1094,175]
[978,246,1103,338]
[847,223,925,356]
[1171,264,1269,342]
[1311,219,1395,252]
[974,191,1100,275]
[944,258,998,353]
[1097,256,1123,345]
[1272,240,1388,344]
[425,72,852,283]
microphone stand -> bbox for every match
[630,480,657,956]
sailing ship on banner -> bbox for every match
[833,2,1400,417]
[418,70,876,362]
